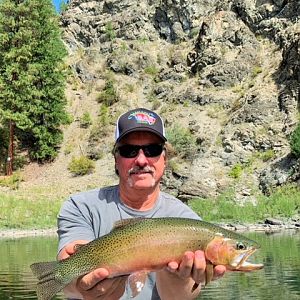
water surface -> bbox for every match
[0,231,299,300]
[0,236,63,299]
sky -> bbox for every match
[52,0,67,12]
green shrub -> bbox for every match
[0,172,23,189]
[166,124,198,159]
[65,113,74,124]
[97,80,118,106]
[144,65,159,76]
[290,123,300,158]
[256,149,276,162]
[99,104,110,126]
[12,155,27,170]
[138,36,148,44]
[228,163,243,179]
[251,65,262,78]
[68,156,95,176]
[80,112,92,128]
[89,104,111,139]
[232,84,243,93]
[105,22,116,41]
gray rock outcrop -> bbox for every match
[61,0,300,201]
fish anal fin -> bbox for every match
[127,271,148,298]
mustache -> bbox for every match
[128,166,154,175]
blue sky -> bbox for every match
[52,0,67,11]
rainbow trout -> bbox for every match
[30,217,263,299]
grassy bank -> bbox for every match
[0,193,63,229]
[189,184,300,223]
[0,184,299,230]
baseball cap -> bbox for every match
[115,108,167,142]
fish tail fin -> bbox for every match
[30,261,64,300]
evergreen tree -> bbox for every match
[0,0,68,174]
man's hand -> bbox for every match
[156,250,226,300]
[58,240,128,300]
[76,271,128,300]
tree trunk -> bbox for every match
[6,120,15,176]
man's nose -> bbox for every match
[134,149,148,165]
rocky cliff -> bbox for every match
[59,0,299,202]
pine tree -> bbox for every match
[0,0,68,174]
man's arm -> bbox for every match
[58,240,128,300]
[156,250,226,300]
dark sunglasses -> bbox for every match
[115,143,165,158]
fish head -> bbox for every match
[205,234,264,271]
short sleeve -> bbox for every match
[57,196,96,253]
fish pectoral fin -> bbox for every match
[191,261,214,293]
[205,261,214,285]
[127,271,148,298]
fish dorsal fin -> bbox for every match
[113,218,144,230]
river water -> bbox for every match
[0,230,299,300]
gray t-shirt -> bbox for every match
[57,185,200,300]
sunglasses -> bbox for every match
[115,143,165,158]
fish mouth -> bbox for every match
[229,247,264,271]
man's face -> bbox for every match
[115,132,166,191]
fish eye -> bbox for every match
[236,242,246,250]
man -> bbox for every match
[57,108,226,299]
